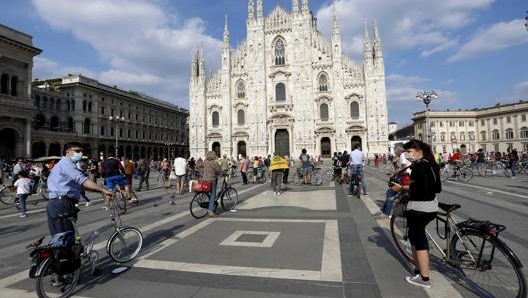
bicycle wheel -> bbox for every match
[0,187,17,205]
[221,187,238,211]
[114,190,127,214]
[457,167,474,182]
[440,167,451,182]
[451,230,526,298]
[38,181,50,201]
[190,192,210,219]
[390,214,415,264]
[310,173,323,186]
[496,162,511,177]
[107,226,143,263]
[35,258,80,298]
[293,173,303,185]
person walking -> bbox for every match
[136,157,150,191]
[200,151,222,217]
[396,139,441,289]
[269,153,288,196]
[123,156,135,190]
[239,155,249,184]
[13,170,34,218]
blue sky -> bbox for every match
[1,0,527,127]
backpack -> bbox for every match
[264,157,271,167]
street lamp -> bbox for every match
[416,90,438,146]
[109,115,125,157]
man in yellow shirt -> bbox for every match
[269,153,289,196]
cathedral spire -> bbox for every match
[373,20,383,59]
[223,15,229,47]
[363,21,372,63]
[301,0,309,14]
[292,0,298,14]
[257,0,263,19]
[332,1,340,38]
[248,0,254,21]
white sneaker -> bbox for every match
[273,192,277,195]
[277,192,280,196]
[20,213,26,218]
[85,202,90,207]
[405,275,431,288]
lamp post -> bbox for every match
[416,90,438,146]
[109,115,125,157]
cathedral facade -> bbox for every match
[189,0,388,159]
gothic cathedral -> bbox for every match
[189,0,388,159]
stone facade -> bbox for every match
[413,100,528,154]
[189,0,388,159]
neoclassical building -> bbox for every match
[0,23,189,160]
[413,100,528,154]
[189,0,389,159]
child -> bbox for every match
[13,171,34,218]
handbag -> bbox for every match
[192,179,212,193]
[392,191,410,217]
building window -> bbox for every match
[469,132,475,140]
[506,116,511,123]
[459,121,464,127]
[320,103,329,121]
[492,129,499,140]
[274,38,286,65]
[10,76,18,96]
[100,126,105,136]
[522,114,526,122]
[0,74,8,94]
[505,129,514,140]
[468,121,474,127]
[275,83,286,101]
[34,95,41,108]
[481,119,485,126]
[430,121,435,127]
[237,110,245,126]
[493,118,497,125]
[350,102,359,118]
[212,111,219,127]
[440,133,446,142]
[318,73,328,92]
[520,127,528,138]
[439,121,443,127]
[237,81,245,99]
[480,131,487,141]
[459,133,465,141]
[83,118,90,134]
[449,121,455,127]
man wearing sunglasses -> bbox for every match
[46,142,113,247]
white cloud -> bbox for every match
[33,57,96,80]
[30,0,223,103]
[447,19,528,62]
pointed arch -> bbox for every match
[318,72,329,92]
[272,36,286,66]
[236,80,246,99]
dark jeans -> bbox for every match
[241,171,248,184]
[283,168,289,183]
[137,174,149,191]
[47,198,78,238]
[18,193,29,213]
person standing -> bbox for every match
[509,148,519,178]
[13,171,34,218]
[201,151,222,217]
[348,143,368,196]
[269,153,288,196]
[47,142,113,246]
[299,149,311,184]
[219,154,230,182]
[397,139,441,289]
[239,155,249,185]
[136,157,150,191]
[282,155,290,184]
[173,155,187,195]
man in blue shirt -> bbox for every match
[47,142,113,246]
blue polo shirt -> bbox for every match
[47,156,88,200]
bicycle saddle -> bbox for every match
[438,202,461,213]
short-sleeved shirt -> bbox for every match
[14,177,34,194]
[173,157,187,176]
[48,157,88,200]
[299,153,311,169]
[349,149,364,165]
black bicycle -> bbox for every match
[189,178,238,218]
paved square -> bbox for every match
[136,218,342,282]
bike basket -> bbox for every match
[458,218,506,237]
[192,180,212,193]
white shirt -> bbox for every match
[399,152,412,173]
[349,149,364,165]
[173,157,187,176]
[14,177,34,195]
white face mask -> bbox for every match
[404,152,416,162]
[71,152,83,162]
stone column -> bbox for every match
[25,118,32,158]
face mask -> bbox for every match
[404,152,416,162]
[71,152,83,162]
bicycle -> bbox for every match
[390,201,526,298]
[293,165,323,186]
[29,197,143,298]
[0,180,48,205]
[440,163,474,182]
[517,161,528,175]
[483,160,511,178]
[111,185,139,214]
[349,166,362,199]
[189,177,239,219]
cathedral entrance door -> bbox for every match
[274,129,289,156]
[212,142,221,158]
[237,141,246,159]
[320,137,331,158]
[0,128,17,159]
